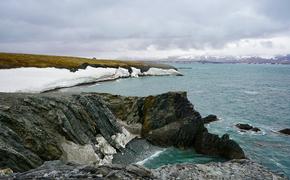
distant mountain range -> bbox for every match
[160,54,290,64]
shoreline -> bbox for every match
[0,91,285,179]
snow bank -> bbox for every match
[0,66,181,93]
[130,67,182,77]
[143,68,182,76]
[0,66,130,93]
[131,67,142,77]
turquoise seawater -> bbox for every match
[64,63,290,176]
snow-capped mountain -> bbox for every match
[161,54,290,64]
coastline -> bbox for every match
[0,53,287,179]
[0,91,285,179]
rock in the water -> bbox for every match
[278,128,290,135]
[194,130,245,159]
[251,127,261,132]
[236,123,261,132]
[202,114,218,124]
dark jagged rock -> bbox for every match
[102,92,204,147]
[251,127,261,132]
[194,130,245,159]
[104,92,244,158]
[0,91,245,173]
[236,123,261,132]
[279,128,290,135]
[236,123,253,130]
[202,114,218,124]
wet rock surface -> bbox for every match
[236,123,261,132]
[202,114,219,124]
[279,128,290,135]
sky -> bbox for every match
[0,0,290,60]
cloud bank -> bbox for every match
[0,0,290,59]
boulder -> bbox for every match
[202,114,218,124]
[278,128,290,135]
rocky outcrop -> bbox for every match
[102,92,245,158]
[194,131,245,159]
[0,93,134,172]
[279,128,290,135]
[236,123,261,132]
[6,159,285,180]
[0,92,245,173]
[202,114,218,124]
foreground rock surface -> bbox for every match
[5,159,285,180]
[154,159,286,180]
[0,92,244,173]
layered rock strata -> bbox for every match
[0,92,244,173]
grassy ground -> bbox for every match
[0,52,174,71]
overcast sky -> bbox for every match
[0,0,290,59]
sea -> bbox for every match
[63,63,290,177]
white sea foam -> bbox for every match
[136,149,166,165]
[244,90,259,95]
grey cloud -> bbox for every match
[0,0,289,57]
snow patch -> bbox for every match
[0,66,129,93]
[95,134,117,165]
[131,67,142,77]
[111,127,136,149]
[143,68,182,76]
[114,67,130,78]
[95,135,116,155]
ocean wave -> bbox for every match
[243,90,259,95]
[135,149,166,165]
